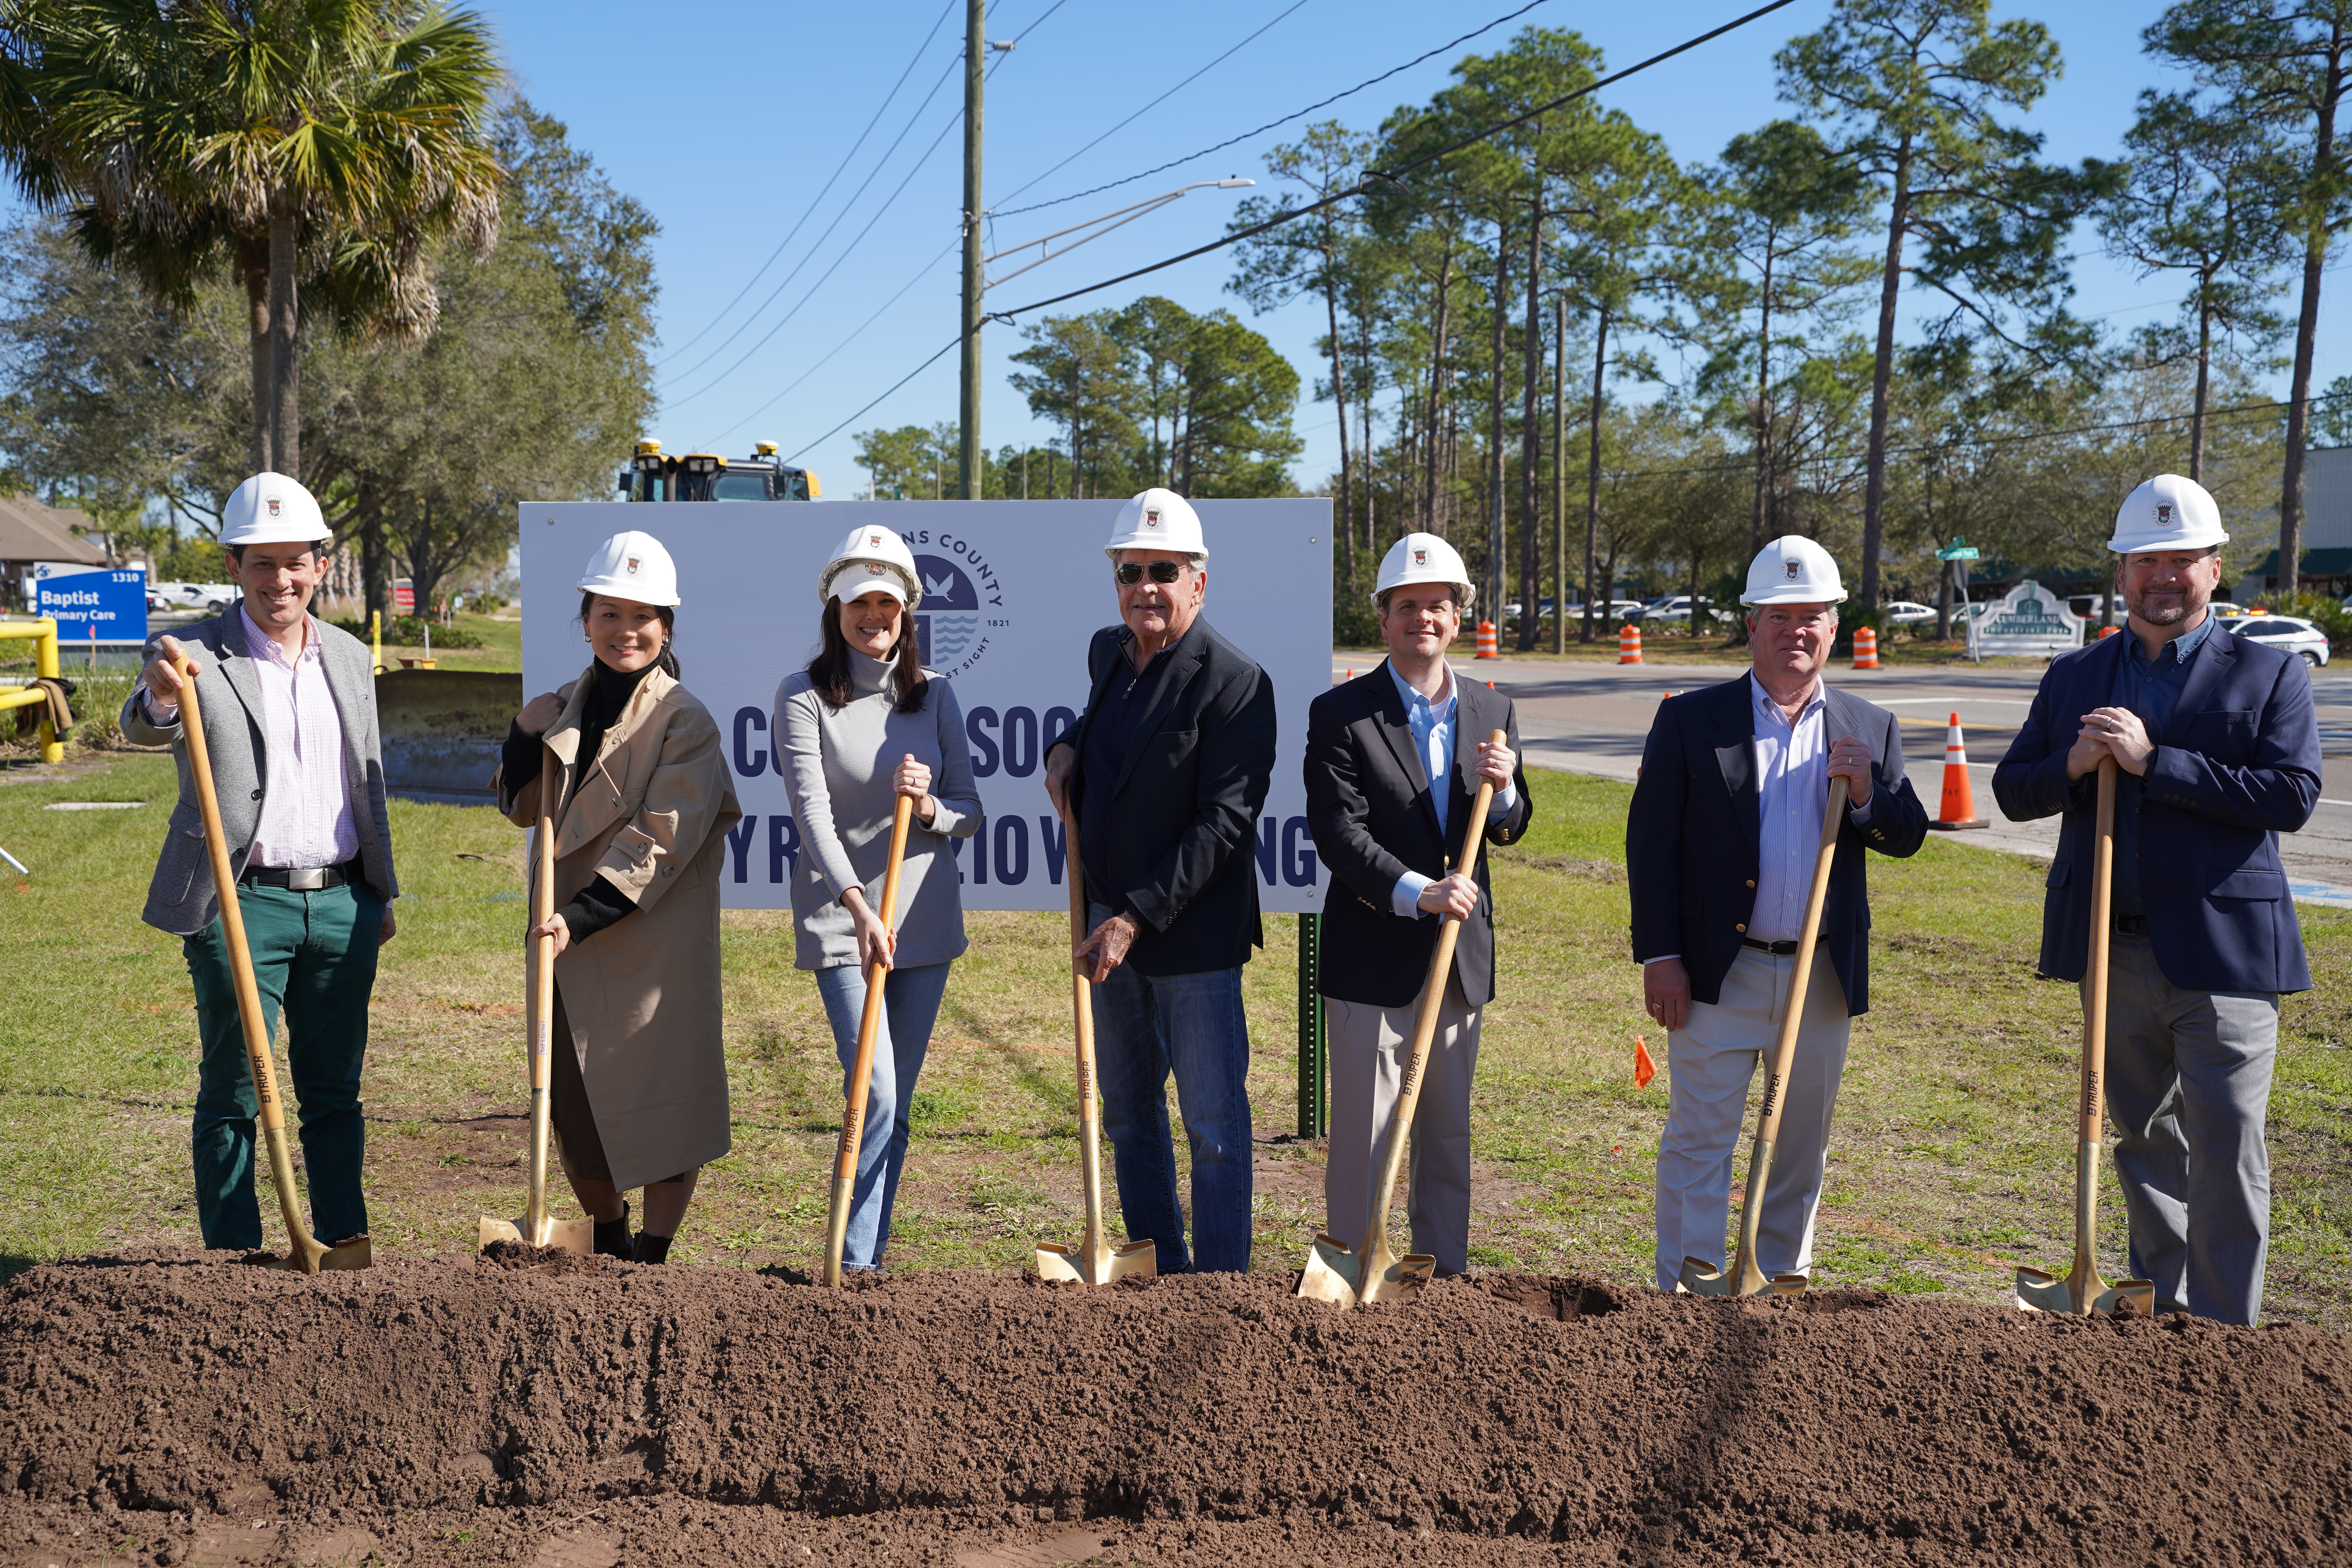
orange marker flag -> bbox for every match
[1633,1034,1657,1088]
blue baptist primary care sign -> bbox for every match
[33,566,147,646]
[519,499,1334,915]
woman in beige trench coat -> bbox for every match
[495,529,741,1263]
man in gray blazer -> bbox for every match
[122,473,398,1255]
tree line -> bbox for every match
[0,3,654,615]
[1204,0,2348,645]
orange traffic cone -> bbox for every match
[1852,625,1879,670]
[1618,623,1642,664]
[1925,712,1989,831]
[1475,620,1500,659]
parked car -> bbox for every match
[1883,601,1939,626]
[1640,595,1726,626]
[150,581,239,613]
[2229,614,2331,667]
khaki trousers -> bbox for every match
[1325,973,1481,1276]
[1654,946,1850,1291]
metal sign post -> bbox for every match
[1936,539,1981,663]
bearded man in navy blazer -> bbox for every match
[1994,474,2319,1325]
[1628,537,1929,1293]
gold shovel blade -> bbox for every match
[2013,1265,2081,1314]
[1358,1250,1436,1305]
[259,1236,372,1274]
[478,1214,597,1256]
[1295,1233,1362,1305]
[2014,1265,2157,1317]
[1034,1238,1157,1286]
[1677,1256,1806,1298]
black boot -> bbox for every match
[632,1232,672,1266]
[593,1201,632,1259]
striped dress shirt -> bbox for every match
[240,607,360,870]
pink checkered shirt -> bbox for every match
[240,606,360,869]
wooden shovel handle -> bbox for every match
[2080,759,2116,1143]
[174,656,287,1137]
[832,792,916,1184]
[530,747,557,1094]
[1751,774,1849,1146]
[1059,803,1111,1252]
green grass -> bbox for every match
[4,757,2347,1325]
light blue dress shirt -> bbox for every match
[1387,661,1519,918]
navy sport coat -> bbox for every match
[1991,621,2318,994]
[1304,663,1535,1010]
[1626,676,1929,1017]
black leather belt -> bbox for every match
[2114,912,2150,937]
[1742,936,1801,956]
[240,860,357,891]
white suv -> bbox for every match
[2229,615,2331,667]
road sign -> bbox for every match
[1936,545,1980,561]
[33,566,147,646]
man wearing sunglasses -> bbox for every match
[1043,488,1278,1273]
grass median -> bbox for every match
[5,755,2347,1325]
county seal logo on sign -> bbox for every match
[907,531,1005,677]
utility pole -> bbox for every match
[957,0,985,500]
[1553,292,1566,656]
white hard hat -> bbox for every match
[819,523,921,609]
[577,530,681,607]
[1104,487,1208,560]
[1372,532,1474,608]
[1741,535,1847,606]
[219,472,330,546]
[2109,474,2226,554]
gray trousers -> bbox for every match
[1655,946,1850,1292]
[2099,933,2277,1325]
[1325,973,1480,1276]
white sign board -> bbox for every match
[1967,577,2084,658]
[521,500,1334,913]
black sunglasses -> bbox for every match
[1115,561,1186,585]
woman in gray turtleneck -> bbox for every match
[772,524,981,1271]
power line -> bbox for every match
[689,1,1075,444]
[704,237,963,448]
[654,0,958,369]
[784,338,963,464]
[660,42,968,392]
[664,48,1016,411]
[991,0,1555,221]
[785,1,1801,466]
[987,0,1803,325]
[986,0,1318,214]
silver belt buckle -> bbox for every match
[285,867,327,892]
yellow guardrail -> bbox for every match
[0,619,63,763]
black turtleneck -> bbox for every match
[501,657,660,945]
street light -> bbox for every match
[982,178,1255,292]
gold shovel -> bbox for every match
[479,765,595,1256]
[1298,728,1506,1308]
[822,793,915,1287]
[1035,804,1157,1286]
[2016,757,2156,1317]
[175,653,369,1274]
[1679,776,1851,1300]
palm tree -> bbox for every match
[2,0,502,480]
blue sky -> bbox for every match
[59,1,2352,498]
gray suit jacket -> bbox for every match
[122,611,399,936]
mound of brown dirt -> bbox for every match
[4,1255,2348,1566]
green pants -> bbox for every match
[183,880,382,1250]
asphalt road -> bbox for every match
[1330,651,2352,908]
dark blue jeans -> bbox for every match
[1087,905,1254,1272]
[183,881,381,1249]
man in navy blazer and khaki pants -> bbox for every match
[1995,474,2318,1325]
[1305,534,1533,1277]
[1628,537,1929,1292]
